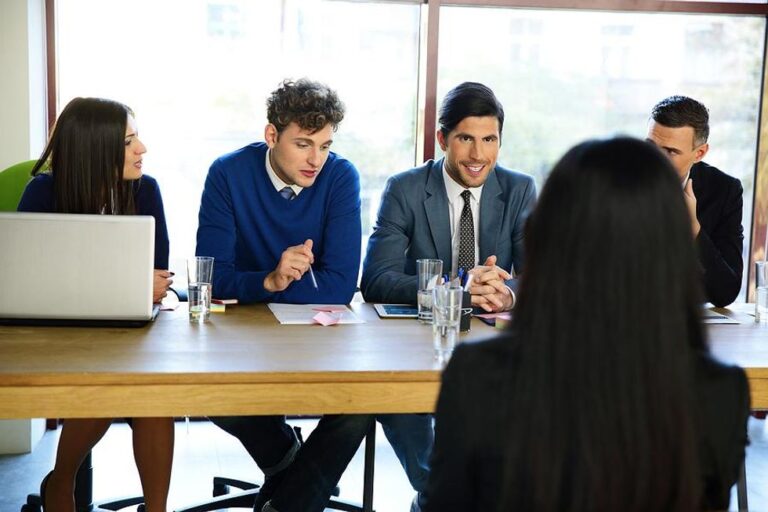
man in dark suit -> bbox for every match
[361,82,536,511]
[646,95,744,307]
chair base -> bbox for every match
[21,494,145,512]
[21,452,145,512]
[175,423,377,512]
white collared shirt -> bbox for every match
[682,171,691,190]
[265,149,303,197]
[442,164,482,276]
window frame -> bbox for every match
[45,0,768,301]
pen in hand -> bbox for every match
[308,264,318,289]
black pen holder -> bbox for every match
[460,291,472,332]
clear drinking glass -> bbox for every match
[417,258,443,324]
[187,256,214,323]
[756,261,767,324]
[432,284,462,364]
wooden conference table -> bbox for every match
[0,303,767,420]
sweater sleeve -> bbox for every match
[270,160,362,304]
[135,176,170,270]
[17,174,54,213]
[196,159,272,302]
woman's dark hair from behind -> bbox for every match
[501,137,706,511]
[32,97,135,214]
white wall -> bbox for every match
[0,0,46,170]
[0,0,47,453]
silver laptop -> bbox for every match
[0,212,158,326]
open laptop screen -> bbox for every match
[0,212,156,325]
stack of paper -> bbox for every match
[267,304,365,325]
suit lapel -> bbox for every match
[479,169,503,261]
[424,159,452,265]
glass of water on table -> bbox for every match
[187,256,214,323]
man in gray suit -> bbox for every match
[361,82,536,511]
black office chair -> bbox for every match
[21,452,146,512]
[737,458,748,511]
[175,422,377,512]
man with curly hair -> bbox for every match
[196,79,372,512]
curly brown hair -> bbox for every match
[267,79,345,134]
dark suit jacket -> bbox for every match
[692,162,744,307]
[360,159,536,304]
[424,337,750,512]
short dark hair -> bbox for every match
[651,95,709,147]
[266,79,345,134]
[438,82,504,138]
[32,97,135,214]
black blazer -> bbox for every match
[691,162,744,307]
[424,337,750,512]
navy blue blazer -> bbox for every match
[361,158,536,304]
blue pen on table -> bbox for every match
[308,265,318,289]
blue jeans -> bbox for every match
[377,413,434,496]
[211,414,374,512]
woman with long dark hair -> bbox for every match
[424,137,749,511]
[18,97,174,512]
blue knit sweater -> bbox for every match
[196,142,362,304]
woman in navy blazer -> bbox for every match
[424,137,749,511]
[18,97,174,512]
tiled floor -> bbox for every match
[1,416,766,512]
[0,418,415,512]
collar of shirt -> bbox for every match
[442,162,483,275]
[265,149,303,197]
[681,170,691,190]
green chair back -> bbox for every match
[0,160,37,211]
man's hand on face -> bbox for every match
[684,179,701,237]
[468,255,514,312]
[264,239,314,293]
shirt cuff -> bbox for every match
[505,285,516,310]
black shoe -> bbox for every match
[252,467,288,512]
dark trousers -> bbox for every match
[211,414,374,512]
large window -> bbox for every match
[55,0,765,298]
[437,7,764,294]
[57,0,421,263]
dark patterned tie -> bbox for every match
[458,190,475,272]
[280,186,296,201]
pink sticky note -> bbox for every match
[312,311,342,326]
[312,306,348,313]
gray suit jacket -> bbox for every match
[361,158,536,304]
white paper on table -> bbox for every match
[702,306,740,325]
[267,303,365,325]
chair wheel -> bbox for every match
[213,483,230,497]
